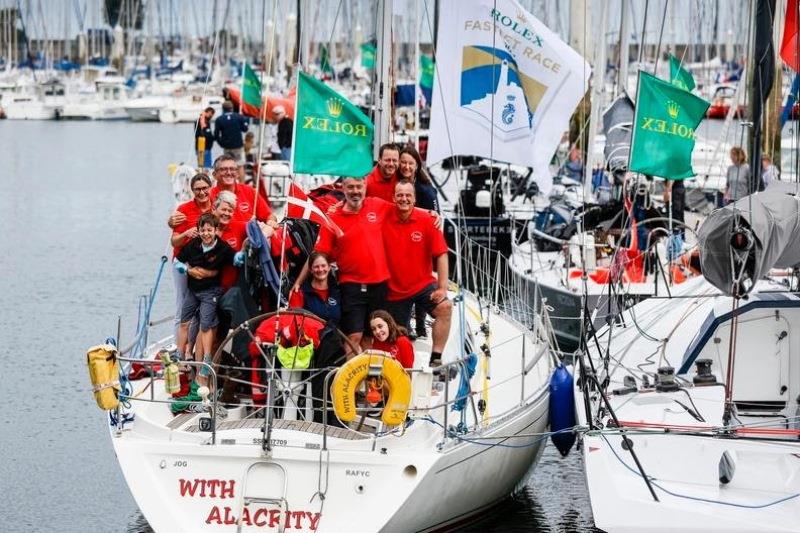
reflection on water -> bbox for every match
[2,120,601,532]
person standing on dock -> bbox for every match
[194,107,215,169]
[214,100,249,182]
[382,180,452,368]
[365,143,400,202]
[274,105,293,161]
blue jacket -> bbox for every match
[299,277,341,338]
[214,112,249,149]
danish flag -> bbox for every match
[287,183,344,237]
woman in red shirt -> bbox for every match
[368,310,414,369]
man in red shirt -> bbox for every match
[365,143,400,202]
[209,154,273,222]
[167,155,273,230]
[295,177,393,353]
[383,181,452,367]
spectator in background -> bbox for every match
[274,105,293,161]
[214,100,249,182]
[724,146,750,205]
[195,107,215,169]
[761,154,779,189]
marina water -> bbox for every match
[0,120,602,532]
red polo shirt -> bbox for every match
[171,199,211,258]
[210,183,271,222]
[372,337,414,369]
[383,207,448,301]
[316,197,392,284]
[219,220,247,289]
[365,165,398,203]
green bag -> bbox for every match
[276,339,314,370]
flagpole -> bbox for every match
[240,61,245,114]
[289,70,301,176]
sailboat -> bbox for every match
[91,2,563,531]
[574,1,800,530]
[574,191,800,533]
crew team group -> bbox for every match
[167,142,452,391]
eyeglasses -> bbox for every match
[217,167,238,173]
[192,186,210,193]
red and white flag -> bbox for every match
[287,183,344,237]
[782,0,800,71]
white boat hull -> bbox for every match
[112,390,549,533]
[3,102,56,120]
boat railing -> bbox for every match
[113,326,555,452]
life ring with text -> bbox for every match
[331,351,412,426]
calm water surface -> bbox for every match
[0,120,605,532]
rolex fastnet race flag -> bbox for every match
[427,0,589,193]
[292,71,374,177]
[629,71,710,179]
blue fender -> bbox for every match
[549,364,576,457]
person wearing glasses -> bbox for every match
[208,154,273,223]
[169,173,214,336]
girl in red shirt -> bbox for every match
[368,310,415,369]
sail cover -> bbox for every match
[698,190,800,295]
[602,93,634,183]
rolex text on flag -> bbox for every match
[292,72,374,177]
[629,72,710,180]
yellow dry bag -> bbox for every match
[87,344,121,410]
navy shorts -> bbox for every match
[180,287,222,331]
[385,283,446,329]
[339,282,388,335]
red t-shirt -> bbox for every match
[218,220,247,289]
[365,165,398,203]
[383,208,449,300]
[171,199,211,257]
[315,197,393,284]
[372,336,414,369]
[210,183,271,222]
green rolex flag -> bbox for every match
[629,71,710,180]
[668,54,695,92]
[293,71,374,177]
[242,62,262,108]
[360,43,376,69]
[320,45,334,75]
[420,55,434,89]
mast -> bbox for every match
[413,0,420,149]
[617,0,631,96]
[747,0,776,193]
[584,0,608,196]
[373,0,393,158]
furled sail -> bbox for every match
[602,93,634,183]
[698,190,800,295]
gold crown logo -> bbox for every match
[327,98,343,118]
[666,100,679,119]
[516,9,528,24]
